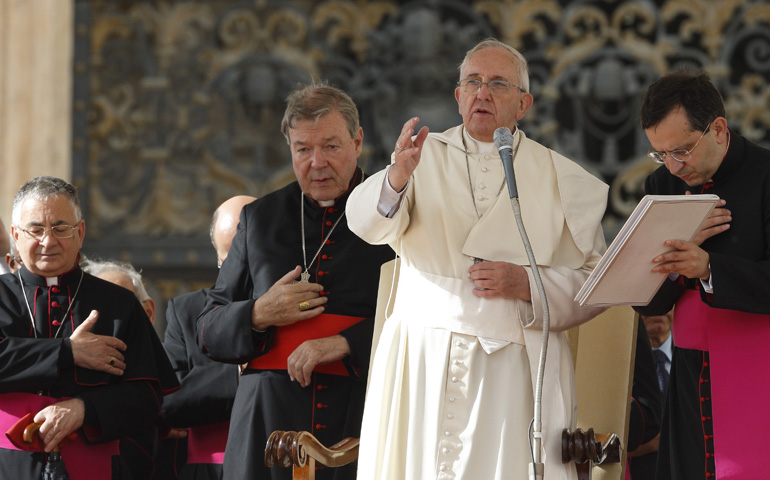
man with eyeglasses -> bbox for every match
[0,176,179,479]
[635,71,770,480]
[197,84,393,480]
[347,39,608,480]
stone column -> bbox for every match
[0,0,73,222]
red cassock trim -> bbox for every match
[247,313,363,375]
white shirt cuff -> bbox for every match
[377,165,407,218]
[700,263,713,293]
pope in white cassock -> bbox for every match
[346,39,609,480]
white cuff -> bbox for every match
[700,263,713,293]
[377,165,407,218]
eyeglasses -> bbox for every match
[18,224,79,240]
[648,124,710,164]
[457,78,525,96]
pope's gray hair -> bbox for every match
[458,38,530,93]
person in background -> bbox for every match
[0,218,11,275]
[84,259,156,323]
[197,84,393,480]
[4,235,22,273]
[635,70,770,480]
[0,176,178,480]
[159,194,255,480]
[346,38,608,480]
[641,309,673,396]
[83,258,167,480]
[626,317,663,479]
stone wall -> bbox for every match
[0,0,73,221]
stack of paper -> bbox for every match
[575,194,720,307]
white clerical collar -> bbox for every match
[318,200,335,207]
[46,276,59,286]
[464,127,520,154]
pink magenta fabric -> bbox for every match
[186,421,228,464]
[674,290,770,479]
[1,392,118,480]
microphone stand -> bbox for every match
[496,127,549,480]
[508,195,549,480]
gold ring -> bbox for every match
[108,357,116,366]
[299,301,310,311]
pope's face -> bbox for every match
[12,195,85,278]
[289,110,363,203]
[455,47,533,142]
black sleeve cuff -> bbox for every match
[633,278,683,316]
[58,338,75,369]
[80,395,98,427]
[339,318,375,381]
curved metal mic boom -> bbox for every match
[494,127,550,480]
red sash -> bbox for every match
[247,313,363,375]
[674,290,770,479]
[186,421,228,464]
[1,392,119,480]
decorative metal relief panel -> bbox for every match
[73,0,770,331]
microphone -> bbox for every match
[494,127,518,198]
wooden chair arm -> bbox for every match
[265,430,359,470]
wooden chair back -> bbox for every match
[565,306,637,480]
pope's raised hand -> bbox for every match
[387,117,429,192]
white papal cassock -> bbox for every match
[346,126,609,480]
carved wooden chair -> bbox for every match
[265,260,637,480]
[264,431,359,480]
[563,305,637,480]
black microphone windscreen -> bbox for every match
[493,127,514,150]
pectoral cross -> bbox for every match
[300,271,310,283]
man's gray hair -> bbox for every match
[458,38,530,94]
[280,82,360,144]
[83,259,151,303]
[11,176,81,225]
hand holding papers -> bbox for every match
[575,194,720,307]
